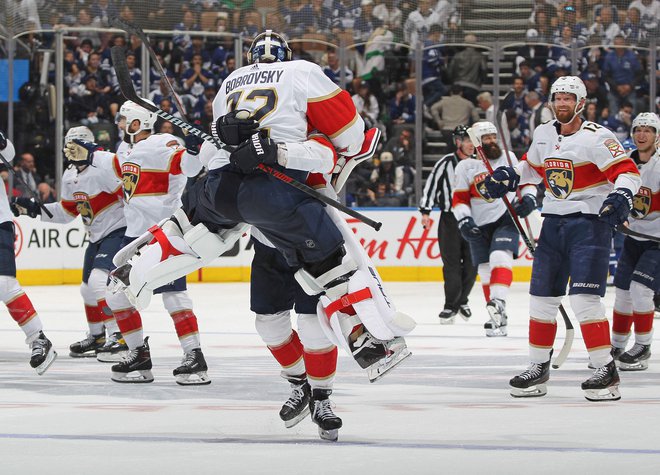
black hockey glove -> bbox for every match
[458,216,482,242]
[230,131,278,174]
[184,132,204,156]
[64,139,100,166]
[10,197,41,218]
[484,166,520,198]
[0,130,6,150]
[212,109,260,146]
[598,188,633,228]
[513,194,537,218]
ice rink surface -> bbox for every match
[1,282,659,475]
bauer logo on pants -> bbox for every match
[544,159,574,199]
[632,186,652,218]
[121,162,140,201]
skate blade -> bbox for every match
[97,350,130,363]
[438,317,455,325]
[486,326,508,337]
[584,385,621,402]
[283,406,311,429]
[368,347,412,383]
[619,360,649,371]
[35,349,57,375]
[111,370,154,383]
[318,427,339,442]
[459,313,471,322]
[175,371,212,386]
[510,384,547,398]
[69,351,99,358]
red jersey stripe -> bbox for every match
[307,89,359,138]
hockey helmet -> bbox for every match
[452,124,470,143]
[549,76,587,123]
[119,100,157,138]
[632,112,660,135]
[0,133,16,163]
[470,121,498,144]
[247,30,292,64]
[64,126,94,150]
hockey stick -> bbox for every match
[467,128,574,369]
[617,224,660,243]
[0,151,53,218]
[110,46,383,231]
[110,16,189,119]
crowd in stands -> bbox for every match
[2,0,659,207]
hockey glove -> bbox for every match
[10,197,41,218]
[484,166,520,198]
[458,216,482,242]
[0,130,6,150]
[183,132,204,156]
[230,131,279,174]
[64,139,100,166]
[513,194,537,218]
[212,109,259,146]
[598,188,633,227]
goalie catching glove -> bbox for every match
[64,139,101,166]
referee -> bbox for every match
[419,125,478,323]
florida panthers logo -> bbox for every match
[73,192,94,225]
[121,162,140,202]
[631,186,652,218]
[544,159,574,199]
[474,172,494,202]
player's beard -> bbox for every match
[554,108,575,124]
[483,142,502,160]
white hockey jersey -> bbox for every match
[96,133,201,237]
[40,164,125,243]
[629,152,659,242]
[206,59,365,171]
[0,177,14,225]
[517,120,641,216]
[452,152,535,226]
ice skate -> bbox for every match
[29,332,57,375]
[618,344,651,371]
[279,375,311,428]
[173,348,211,385]
[96,332,129,362]
[69,332,105,358]
[366,336,412,383]
[111,337,154,383]
[458,304,472,321]
[510,353,551,398]
[582,360,621,401]
[485,299,508,337]
[588,346,623,369]
[438,308,456,325]
[310,389,342,441]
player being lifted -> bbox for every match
[108,30,414,387]
[484,76,641,401]
[452,121,537,337]
[610,112,659,371]
[12,126,126,360]
[0,131,57,374]
[67,100,209,384]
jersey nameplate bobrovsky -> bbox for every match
[224,70,284,94]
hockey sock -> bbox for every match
[528,318,557,363]
[489,267,512,301]
[84,304,105,335]
[6,292,42,341]
[113,307,144,349]
[268,331,306,377]
[633,311,654,345]
[97,298,119,333]
[303,346,338,391]
[477,263,491,301]
[170,309,201,353]
[580,319,612,367]
[611,310,633,348]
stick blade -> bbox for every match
[110,46,143,105]
[552,328,574,369]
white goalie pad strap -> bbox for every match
[314,301,357,355]
[294,258,358,298]
[125,223,248,310]
[333,128,381,192]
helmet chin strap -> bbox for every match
[551,99,585,125]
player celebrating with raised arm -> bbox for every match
[12,126,126,359]
[483,76,641,401]
[610,113,660,371]
[0,131,57,374]
[452,121,538,337]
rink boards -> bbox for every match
[12,209,540,285]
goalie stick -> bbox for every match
[467,127,574,369]
[0,150,53,218]
[617,224,660,243]
[110,46,382,231]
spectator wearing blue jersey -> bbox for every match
[421,25,446,107]
[602,35,641,115]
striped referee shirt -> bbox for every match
[419,152,459,214]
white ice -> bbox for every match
[1,282,659,475]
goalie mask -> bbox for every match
[247,30,292,64]
[119,100,157,142]
[549,76,587,124]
